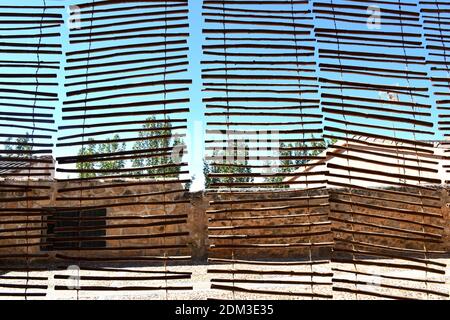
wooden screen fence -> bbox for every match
[0,0,448,300]
[202,0,334,299]
[55,0,192,298]
[0,0,193,299]
[313,0,448,299]
[0,2,63,298]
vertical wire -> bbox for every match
[290,0,314,299]
[76,0,95,300]
[220,1,235,300]
[434,0,450,296]
[392,0,412,298]
[329,0,358,300]
[25,0,46,300]
[398,0,430,299]
[434,2,450,82]
[163,0,169,300]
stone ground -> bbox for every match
[0,259,449,300]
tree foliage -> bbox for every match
[76,138,97,179]
[75,117,183,179]
[264,138,337,185]
[5,133,32,157]
[204,140,253,189]
[76,135,126,178]
[97,134,126,176]
[131,116,183,178]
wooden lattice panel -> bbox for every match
[420,1,450,183]
[0,0,448,301]
[202,0,325,189]
[206,189,333,299]
[53,0,193,298]
[201,0,335,299]
[314,0,448,299]
[0,2,64,299]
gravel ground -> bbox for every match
[0,259,448,300]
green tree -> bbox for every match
[76,138,97,179]
[97,134,126,176]
[131,116,184,178]
[76,135,126,178]
[184,174,194,190]
[4,133,32,157]
[204,140,253,189]
[203,160,214,189]
[264,138,337,185]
